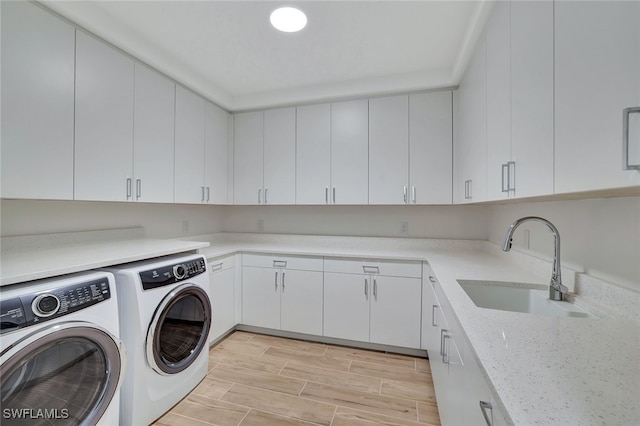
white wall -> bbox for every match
[0,199,225,238]
[487,196,640,290]
[221,205,491,240]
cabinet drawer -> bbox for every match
[323,258,422,278]
[207,254,235,273]
[242,253,323,271]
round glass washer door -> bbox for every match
[0,323,124,426]
[146,284,211,375]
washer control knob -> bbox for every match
[32,294,61,317]
[173,264,187,280]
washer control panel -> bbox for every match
[0,277,111,334]
[140,257,206,291]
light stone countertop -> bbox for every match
[192,232,640,426]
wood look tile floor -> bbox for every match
[153,332,441,426]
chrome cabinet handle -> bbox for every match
[623,107,640,170]
[325,187,329,204]
[136,178,141,200]
[126,178,132,199]
[507,161,516,192]
[442,333,451,364]
[501,164,509,193]
[332,187,336,204]
[273,260,287,268]
[403,185,407,204]
[274,271,278,290]
[440,328,447,357]
[364,278,368,298]
[206,186,210,202]
[209,262,223,272]
[412,185,416,204]
[428,275,436,284]
[258,189,262,204]
[264,188,268,204]
[201,186,205,202]
[282,272,285,291]
[464,180,472,200]
[431,304,438,327]
[373,278,377,300]
[479,401,493,426]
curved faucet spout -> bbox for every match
[501,216,567,301]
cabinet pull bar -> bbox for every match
[442,333,451,364]
[623,107,640,170]
[206,186,210,202]
[479,401,493,426]
[428,275,436,284]
[136,178,141,200]
[412,185,416,203]
[282,272,285,291]
[332,187,336,204]
[501,164,509,193]
[275,271,278,290]
[440,328,448,357]
[364,278,368,298]
[373,278,377,300]
[273,260,287,268]
[209,262,223,271]
[432,304,438,327]
[126,178,132,199]
[362,265,380,274]
[265,188,268,204]
[507,161,516,193]
[325,187,329,204]
[403,185,407,204]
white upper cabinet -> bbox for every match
[74,31,134,202]
[133,63,175,203]
[369,95,409,204]
[485,1,512,201]
[233,111,264,204]
[455,36,487,204]
[510,0,554,198]
[331,99,369,204]
[409,91,453,204]
[296,103,332,204]
[1,1,75,200]
[205,102,230,204]
[174,86,206,204]
[263,107,296,204]
[555,1,640,192]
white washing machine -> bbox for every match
[0,271,125,426]
[104,254,211,426]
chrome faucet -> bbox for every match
[501,216,568,301]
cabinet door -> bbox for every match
[234,111,264,204]
[421,274,440,351]
[209,266,235,343]
[323,272,370,341]
[369,95,409,204]
[133,63,175,203]
[511,0,554,198]
[369,276,422,348]
[264,107,296,204]
[485,1,511,201]
[331,100,369,204]
[280,269,323,335]
[555,1,640,192]
[455,36,487,203]
[205,102,229,204]
[1,1,75,200]
[242,267,280,329]
[409,91,453,204]
[75,31,134,202]
[296,103,331,204]
[174,86,205,204]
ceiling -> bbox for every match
[44,1,495,112]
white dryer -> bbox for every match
[104,254,211,426]
[0,271,124,426]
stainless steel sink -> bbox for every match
[458,280,597,318]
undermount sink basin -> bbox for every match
[458,280,597,318]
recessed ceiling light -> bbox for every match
[270,7,307,33]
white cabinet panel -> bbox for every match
[296,103,332,204]
[369,95,409,204]
[209,258,235,343]
[409,91,453,204]
[331,100,369,204]
[280,269,323,335]
[555,1,640,192]
[1,1,75,200]
[242,266,281,329]
[421,267,440,351]
[74,31,134,202]
[174,86,205,204]
[485,1,511,201]
[133,63,175,203]
[510,0,554,198]
[369,276,421,348]
[234,111,264,204]
[323,272,370,341]
[264,107,296,204]
[205,102,230,204]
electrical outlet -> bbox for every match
[257,219,264,231]
[182,220,189,235]
[401,221,409,235]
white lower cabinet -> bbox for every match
[242,254,323,335]
[323,258,422,349]
[208,255,236,343]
